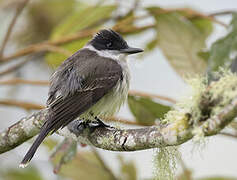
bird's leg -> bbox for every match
[68,117,114,136]
[94,116,112,128]
[89,112,112,128]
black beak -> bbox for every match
[120,47,143,54]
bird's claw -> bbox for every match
[76,119,113,132]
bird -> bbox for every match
[19,29,143,167]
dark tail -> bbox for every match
[19,125,50,168]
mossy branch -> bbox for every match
[0,71,237,154]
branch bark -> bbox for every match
[1,95,237,154]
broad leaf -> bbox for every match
[118,155,137,180]
[15,0,77,45]
[43,137,58,151]
[198,51,210,62]
[52,151,114,180]
[147,7,212,77]
[208,13,237,72]
[128,95,171,125]
[45,4,117,67]
[1,167,43,180]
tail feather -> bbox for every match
[20,125,50,168]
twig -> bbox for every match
[0,78,49,86]
[0,57,31,76]
[0,99,44,111]
[37,44,72,57]
[220,132,237,139]
[209,10,237,17]
[0,0,29,58]
[129,90,176,104]
[149,8,228,28]
[0,30,95,63]
[0,44,70,77]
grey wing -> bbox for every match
[45,50,123,133]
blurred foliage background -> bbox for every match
[0,0,237,179]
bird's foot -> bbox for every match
[76,119,113,133]
[89,112,113,129]
[94,116,112,128]
[68,118,115,136]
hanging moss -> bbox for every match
[153,146,181,180]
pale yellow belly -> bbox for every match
[80,74,129,120]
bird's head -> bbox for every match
[88,29,143,57]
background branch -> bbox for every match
[0,78,49,86]
[209,10,237,17]
[0,25,154,63]
[0,99,44,111]
[0,58,31,76]
[0,0,29,58]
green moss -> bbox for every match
[162,69,237,142]
[153,147,181,180]
[98,135,115,149]
[209,69,237,116]
[163,75,207,131]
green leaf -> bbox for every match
[128,95,171,125]
[145,38,159,52]
[52,151,114,180]
[118,155,137,180]
[191,18,213,38]
[51,4,116,40]
[198,50,210,62]
[15,0,77,45]
[208,13,237,72]
[43,137,58,151]
[45,4,117,67]
[1,167,43,180]
[147,7,211,77]
[45,38,89,67]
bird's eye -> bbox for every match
[106,42,113,48]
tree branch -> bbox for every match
[0,94,236,154]
[0,78,49,86]
[209,10,237,17]
[0,99,44,111]
[129,90,176,104]
[220,132,237,139]
[0,109,47,153]
[0,58,31,76]
[0,0,29,58]
[67,96,237,151]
